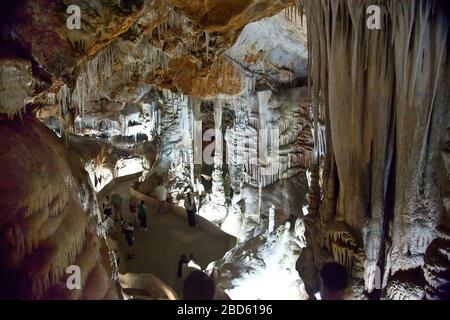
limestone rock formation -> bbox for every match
[423,226,450,300]
[209,220,307,300]
[226,11,307,88]
[299,0,450,299]
[1,0,448,301]
[0,59,34,115]
[0,114,121,299]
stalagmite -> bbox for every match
[268,205,275,233]
[206,99,228,223]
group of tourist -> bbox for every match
[101,192,147,259]
[121,199,148,259]
[100,179,349,300]
[152,177,199,227]
[100,176,202,262]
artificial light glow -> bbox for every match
[187,261,201,270]
[218,222,307,300]
[116,157,144,177]
[198,201,228,226]
[85,161,113,192]
[302,205,309,216]
[225,265,303,300]
[220,205,244,239]
[306,169,312,188]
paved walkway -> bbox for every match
[99,174,236,297]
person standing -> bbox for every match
[184,192,197,227]
[153,180,168,213]
[138,200,148,231]
[122,222,135,259]
[196,179,205,207]
[103,195,113,219]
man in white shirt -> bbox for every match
[184,192,197,227]
[153,180,168,213]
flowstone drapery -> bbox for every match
[299,0,450,299]
[0,115,121,299]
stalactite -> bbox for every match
[284,4,302,25]
[301,0,449,296]
[72,72,88,118]
[187,98,195,189]
[56,84,71,116]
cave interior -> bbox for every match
[0,0,449,300]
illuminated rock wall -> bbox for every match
[299,0,450,299]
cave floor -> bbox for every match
[100,174,236,297]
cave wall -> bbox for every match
[0,114,121,299]
[4,0,448,301]
[299,0,450,299]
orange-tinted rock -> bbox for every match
[169,0,295,32]
[0,114,121,299]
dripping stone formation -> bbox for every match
[0,0,448,303]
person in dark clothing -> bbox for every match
[122,222,135,259]
[138,200,148,231]
[319,262,348,300]
[177,254,188,278]
[103,195,112,218]
[184,192,197,227]
[183,271,215,300]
